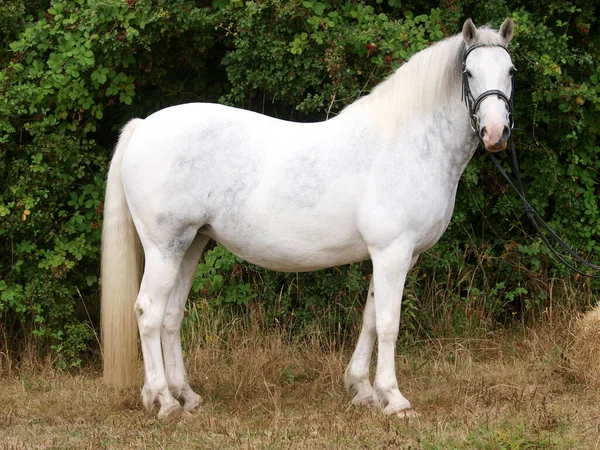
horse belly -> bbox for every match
[208,225,369,272]
[205,188,369,272]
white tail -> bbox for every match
[101,119,144,388]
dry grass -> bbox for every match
[2,304,600,449]
[570,305,600,386]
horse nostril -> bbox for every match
[479,126,486,141]
[502,125,510,142]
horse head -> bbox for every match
[462,18,515,152]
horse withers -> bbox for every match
[101,18,515,419]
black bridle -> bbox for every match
[461,43,515,134]
[463,44,600,279]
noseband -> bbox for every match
[461,44,515,133]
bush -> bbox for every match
[1,0,599,365]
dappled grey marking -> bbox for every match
[276,153,327,209]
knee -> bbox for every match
[376,317,399,342]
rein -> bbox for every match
[463,44,600,279]
[484,144,600,279]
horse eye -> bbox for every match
[465,69,473,78]
[509,66,516,76]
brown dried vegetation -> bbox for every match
[1,301,600,449]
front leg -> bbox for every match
[370,244,414,415]
[345,278,376,405]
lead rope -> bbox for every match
[483,141,600,279]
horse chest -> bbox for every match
[356,151,459,250]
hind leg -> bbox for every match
[135,223,201,419]
[136,248,185,418]
[162,234,210,412]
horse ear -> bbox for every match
[462,18,477,46]
[499,17,514,44]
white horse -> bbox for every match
[101,18,515,419]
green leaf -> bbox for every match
[313,2,326,16]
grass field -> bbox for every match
[1,308,600,449]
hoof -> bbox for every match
[183,393,203,412]
[351,393,375,407]
[383,398,413,416]
[170,408,192,423]
[157,403,189,422]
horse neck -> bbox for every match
[374,91,480,183]
[342,49,480,180]
[423,94,481,177]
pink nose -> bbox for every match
[481,124,510,152]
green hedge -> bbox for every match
[1,0,599,365]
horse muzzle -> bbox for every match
[480,123,510,152]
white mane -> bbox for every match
[342,27,506,134]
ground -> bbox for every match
[1,322,599,449]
